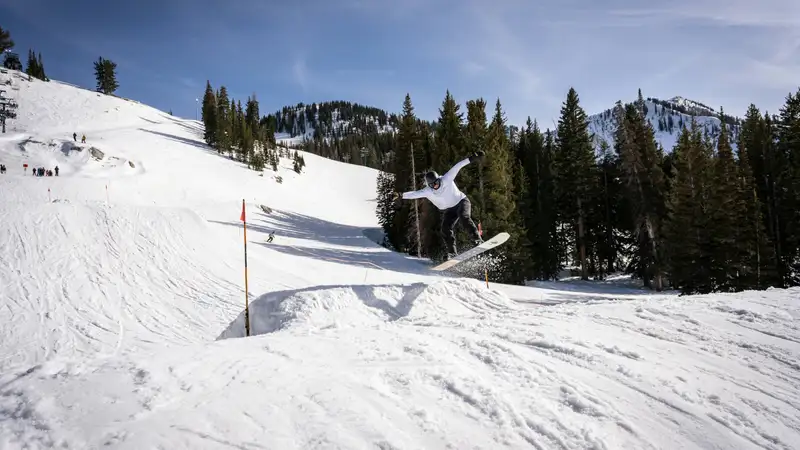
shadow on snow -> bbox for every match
[208,209,433,275]
[257,242,432,274]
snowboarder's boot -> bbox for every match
[446,241,458,260]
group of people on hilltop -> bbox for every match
[30,166,58,177]
[0,165,60,176]
[72,132,86,144]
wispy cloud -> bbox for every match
[334,69,395,77]
[8,0,796,125]
[292,57,309,93]
[460,61,486,77]
[610,0,800,27]
[179,77,199,89]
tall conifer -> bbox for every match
[201,81,218,146]
[553,88,596,279]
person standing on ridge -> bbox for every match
[396,151,485,259]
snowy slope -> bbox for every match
[588,96,741,153]
[1,70,799,450]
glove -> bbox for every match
[394,192,402,201]
[469,150,485,163]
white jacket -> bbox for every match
[402,158,470,210]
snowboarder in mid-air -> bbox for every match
[396,151,485,259]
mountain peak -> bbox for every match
[587,94,739,153]
[664,96,717,117]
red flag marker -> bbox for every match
[240,199,250,336]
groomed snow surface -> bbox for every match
[1,70,799,449]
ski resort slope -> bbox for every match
[1,70,799,449]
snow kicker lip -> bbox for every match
[217,279,519,339]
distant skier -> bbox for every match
[54,166,59,176]
[73,132,77,142]
[396,151,485,259]
[81,135,86,144]
[267,231,274,243]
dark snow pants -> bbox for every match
[441,197,481,254]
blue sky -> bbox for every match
[2,0,798,127]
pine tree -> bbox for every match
[94,57,105,92]
[709,108,743,291]
[26,50,38,79]
[596,137,625,277]
[483,100,516,232]
[740,99,798,287]
[428,90,465,258]
[269,149,279,171]
[615,100,667,290]
[201,81,218,146]
[93,57,119,94]
[517,119,560,279]
[37,52,46,81]
[464,99,489,222]
[245,94,260,132]
[389,94,422,253]
[215,87,231,154]
[237,100,250,161]
[509,152,534,281]
[553,88,597,279]
[666,120,716,294]
[740,105,769,219]
[376,169,397,247]
[433,90,464,168]
[775,89,800,285]
[3,52,22,71]
[230,98,237,156]
[482,99,523,282]
[736,138,778,289]
[292,151,304,173]
[102,58,119,94]
[0,26,13,54]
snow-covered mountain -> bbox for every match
[588,96,741,153]
[1,70,798,449]
[272,95,742,158]
[271,100,398,147]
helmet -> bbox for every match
[424,171,440,188]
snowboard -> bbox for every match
[430,232,510,271]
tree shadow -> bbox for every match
[210,209,383,249]
[516,293,621,306]
[138,127,250,166]
[138,116,160,125]
[528,278,660,296]
[208,209,434,274]
[138,128,209,151]
[165,117,205,135]
[258,210,386,249]
[256,241,432,274]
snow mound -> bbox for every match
[218,279,519,338]
[0,200,244,371]
[3,287,799,450]
[6,136,141,177]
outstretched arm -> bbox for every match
[442,151,485,182]
[401,187,430,200]
[442,158,471,183]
